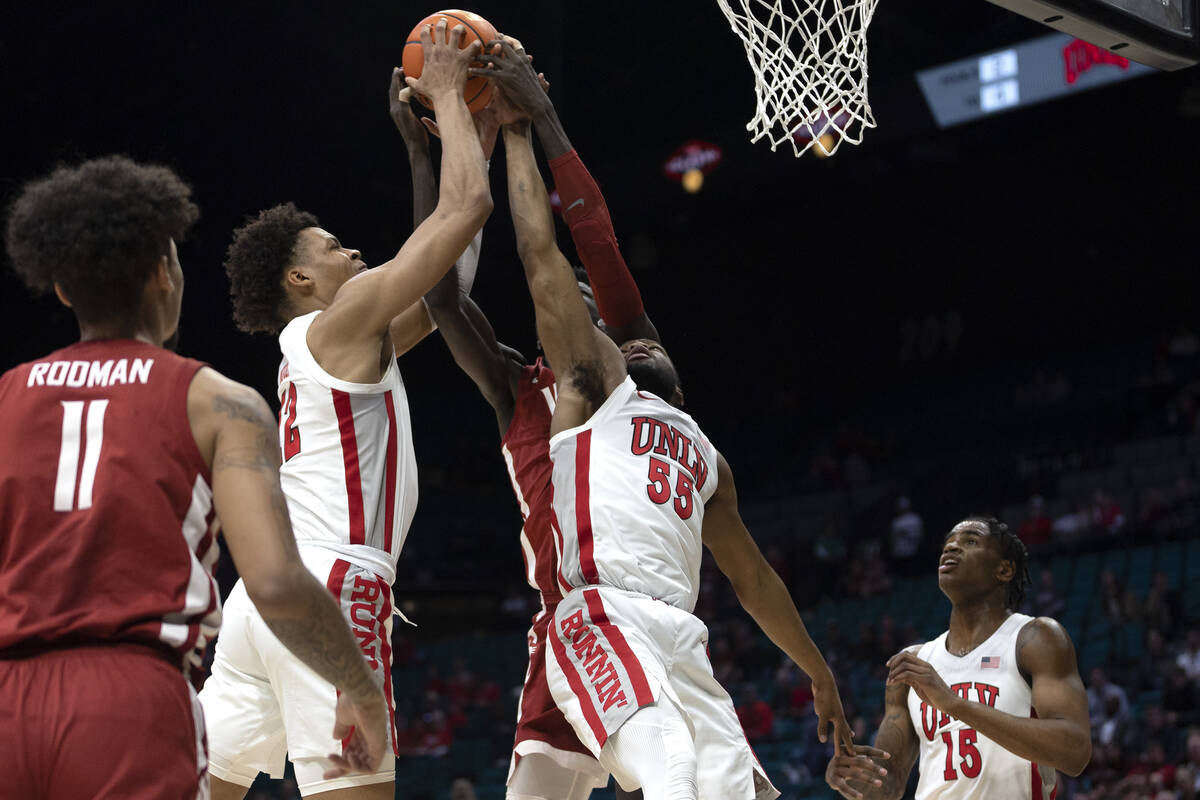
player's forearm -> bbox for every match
[259,574,379,704]
[947,698,1091,776]
[431,90,491,222]
[504,123,558,261]
[406,136,437,230]
[426,295,514,414]
[736,559,833,681]
[533,104,572,161]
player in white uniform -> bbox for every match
[482,56,854,799]
[825,517,1091,800]
[200,22,493,799]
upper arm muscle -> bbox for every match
[1018,618,1089,725]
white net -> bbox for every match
[716,0,880,157]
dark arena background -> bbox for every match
[3,2,1199,799]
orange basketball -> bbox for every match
[402,10,497,114]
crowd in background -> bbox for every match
[223,328,1200,799]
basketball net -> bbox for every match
[716,0,879,157]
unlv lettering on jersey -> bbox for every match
[919,682,1000,740]
[628,416,710,489]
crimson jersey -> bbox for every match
[0,340,220,686]
[500,358,565,608]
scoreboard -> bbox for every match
[915,32,1157,128]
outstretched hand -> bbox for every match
[886,652,958,713]
[389,68,428,147]
[825,745,891,800]
[812,672,857,756]
[469,37,552,123]
[323,690,389,779]
[405,19,481,108]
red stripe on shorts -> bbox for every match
[376,576,399,756]
[325,559,353,750]
[549,612,609,748]
[331,390,366,546]
[573,431,599,584]
[382,391,399,555]
[583,589,654,706]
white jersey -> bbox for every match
[276,311,418,584]
[548,377,719,612]
[907,613,1058,800]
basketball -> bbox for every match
[402,9,497,114]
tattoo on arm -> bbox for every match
[260,582,376,701]
[874,683,919,797]
[211,393,282,473]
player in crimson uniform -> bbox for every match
[204,22,492,800]
[391,41,655,800]
[824,517,1091,800]
[0,156,386,800]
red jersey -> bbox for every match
[500,359,567,608]
[0,339,220,685]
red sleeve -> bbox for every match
[548,149,644,328]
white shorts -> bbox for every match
[199,547,397,796]
[544,586,779,800]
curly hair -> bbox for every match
[5,155,198,322]
[224,203,319,334]
[957,515,1032,610]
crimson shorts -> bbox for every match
[0,643,207,800]
[508,607,609,788]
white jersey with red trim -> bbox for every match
[276,311,418,584]
[548,377,718,612]
[907,613,1058,800]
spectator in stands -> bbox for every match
[1032,568,1065,618]
[860,544,893,598]
[889,496,924,567]
[1141,629,1178,693]
[1100,569,1139,625]
[1018,494,1053,550]
[449,777,477,800]
[1096,693,1135,749]
[1089,667,1131,729]
[1092,490,1127,535]
[1053,500,1094,546]
[1165,665,1200,727]
[417,709,453,757]
[774,662,814,717]
[1178,629,1200,681]
[1140,705,1183,762]
[1144,571,1183,634]
[736,684,775,742]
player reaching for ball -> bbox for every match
[200,20,492,800]
[0,156,387,799]
[824,517,1091,800]
[390,36,654,800]
[478,42,853,800]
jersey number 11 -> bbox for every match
[54,399,109,512]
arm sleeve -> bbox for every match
[548,149,644,329]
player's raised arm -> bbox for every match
[477,39,660,345]
[886,618,1091,776]
[702,451,855,753]
[825,680,914,800]
[502,119,625,430]
[391,74,519,429]
[306,20,492,374]
[187,368,387,777]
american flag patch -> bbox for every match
[981,656,1001,669]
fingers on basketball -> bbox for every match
[402,10,498,113]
